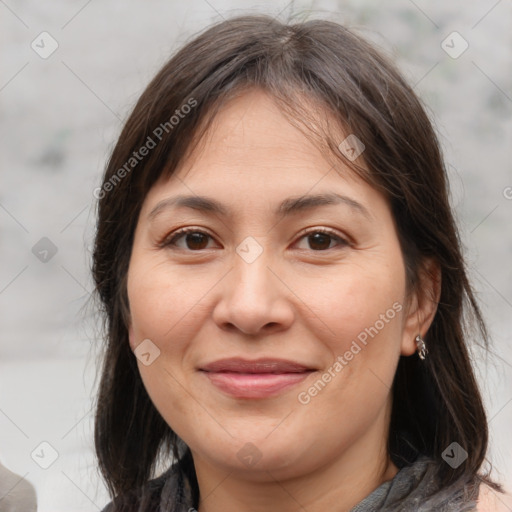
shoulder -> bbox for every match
[477,483,512,512]
[0,462,37,512]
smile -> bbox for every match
[199,358,316,399]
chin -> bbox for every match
[193,431,311,478]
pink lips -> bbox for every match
[199,358,315,399]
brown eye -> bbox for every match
[163,229,215,250]
[295,229,349,251]
[307,232,332,251]
[184,232,210,250]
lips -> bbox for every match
[201,358,313,373]
[199,358,316,399]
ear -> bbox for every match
[400,257,442,356]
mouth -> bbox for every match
[198,358,316,399]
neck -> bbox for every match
[194,410,398,512]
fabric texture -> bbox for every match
[0,461,37,512]
[100,454,480,512]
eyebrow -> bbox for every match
[148,192,371,221]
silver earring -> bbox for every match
[415,334,427,360]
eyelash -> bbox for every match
[160,227,350,252]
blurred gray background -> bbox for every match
[1,1,511,510]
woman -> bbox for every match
[93,14,507,511]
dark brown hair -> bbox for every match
[92,13,500,506]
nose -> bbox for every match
[212,248,295,336]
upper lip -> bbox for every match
[200,357,315,373]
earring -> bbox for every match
[415,334,428,360]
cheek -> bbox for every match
[126,261,209,427]
[298,261,406,355]
[293,262,406,419]
[127,258,214,355]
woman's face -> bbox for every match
[127,89,421,480]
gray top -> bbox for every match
[101,455,479,511]
[349,456,478,511]
[0,462,37,512]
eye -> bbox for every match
[295,229,349,251]
[162,228,217,251]
[161,227,350,252]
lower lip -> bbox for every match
[202,371,313,399]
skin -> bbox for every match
[126,89,440,512]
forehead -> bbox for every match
[142,89,385,217]
[180,89,342,180]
